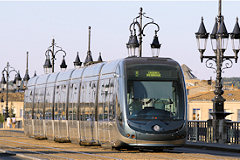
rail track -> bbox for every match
[0,130,239,160]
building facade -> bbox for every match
[0,92,24,127]
[188,90,240,121]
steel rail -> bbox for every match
[0,143,74,160]
[0,137,122,160]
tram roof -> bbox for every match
[100,59,122,75]
[56,69,75,82]
[123,57,178,66]
[71,68,84,80]
[26,57,180,87]
[47,72,60,84]
[27,76,39,87]
[82,62,106,78]
[35,74,50,85]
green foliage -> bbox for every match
[9,107,15,118]
[0,113,4,123]
[9,102,15,118]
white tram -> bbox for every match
[24,57,187,149]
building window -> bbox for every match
[237,110,240,121]
[209,109,213,119]
[20,109,23,118]
[193,108,200,120]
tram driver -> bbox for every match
[129,98,142,116]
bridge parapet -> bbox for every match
[187,120,240,144]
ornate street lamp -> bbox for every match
[127,7,161,57]
[231,17,240,62]
[0,62,21,120]
[84,26,94,66]
[195,0,240,142]
[82,26,103,66]
[210,18,218,53]
[151,34,161,57]
[23,52,30,87]
[73,52,82,68]
[33,71,37,77]
[98,52,103,62]
[0,75,6,90]
[43,54,52,74]
[60,56,67,71]
[127,33,139,57]
[43,38,67,73]
[15,71,22,88]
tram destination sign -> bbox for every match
[129,69,177,80]
[146,71,161,78]
[127,65,179,80]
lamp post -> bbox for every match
[43,38,67,73]
[0,62,22,120]
[23,52,30,88]
[127,7,161,57]
[195,0,240,142]
[84,26,94,66]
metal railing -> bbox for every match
[187,120,240,144]
[227,121,240,144]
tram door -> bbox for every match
[80,81,97,143]
[80,82,87,142]
[90,81,98,142]
[108,79,116,144]
[98,79,116,144]
[98,79,108,143]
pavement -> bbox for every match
[0,128,24,131]
[185,141,240,152]
[0,148,39,160]
[0,128,239,158]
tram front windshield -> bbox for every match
[126,64,185,121]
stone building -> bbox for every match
[0,92,24,127]
[188,90,240,121]
[181,64,240,121]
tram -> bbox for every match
[24,57,187,149]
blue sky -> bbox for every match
[0,1,239,80]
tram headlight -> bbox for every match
[153,125,161,132]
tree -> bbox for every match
[0,113,4,123]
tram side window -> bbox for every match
[83,81,96,121]
[34,87,44,119]
[54,86,59,120]
[109,79,115,121]
[85,81,90,121]
[68,83,79,120]
[98,80,105,121]
[85,82,90,121]
[103,79,110,121]
[45,86,54,120]
[80,83,87,121]
[115,67,122,123]
[68,83,73,120]
[40,87,45,119]
[55,84,67,120]
[24,89,33,119]
[92,81,98,121]
[73,83,79,120]
[33,89,38,119]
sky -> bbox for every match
[0,0,240,80]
